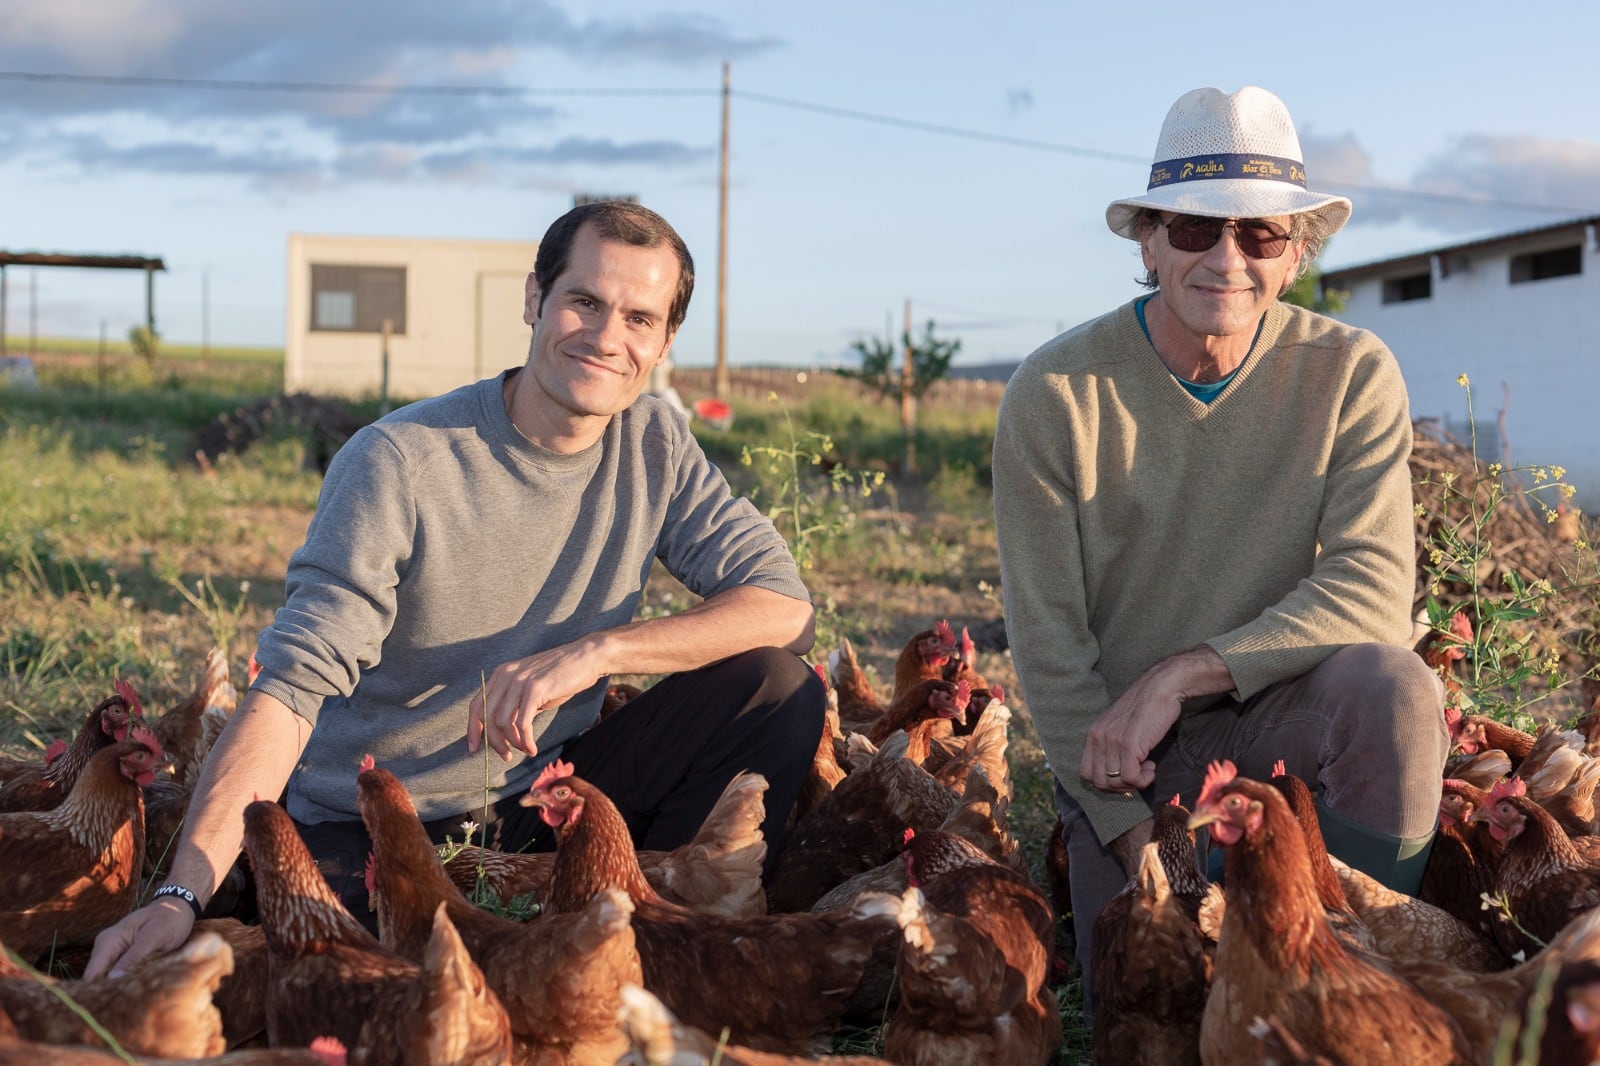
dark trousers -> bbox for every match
[294,646,825,931]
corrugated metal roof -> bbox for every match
[1320,214,1600,283]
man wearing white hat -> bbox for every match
[993,86,1445,1013]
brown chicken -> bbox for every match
[810,763,1022,915]
[889,620,957,705]
[0,929,229,1057]
[191,917,270,1049]
[149,648,237,787]
[595,681,644,725]
[767,729,959,913]
[1475,775,1600,957]
[441,769,769,919]
[1451,711,1537,769]
[0,688,137,814]
[0,1038,349,1065]
[1188,760,1473,1065]
[882,828,1061,1065]
[1498,955,1600,1066]
[1090,797,1221,1066]
[1418,610,1474,714]
[1420,778,1509,952]
[356,762,639,1065]
[1442,747,1513,790]
[0,728,162,962]
[790,703,849,827]
[827,637,886,734]
[523,761,901,1056]
[613,984,893,1065]
[865,678,968,760]
[1517,726,1600,837]
[1264,765,1376,954]
[240,799,512,1065]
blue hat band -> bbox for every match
[1147,153,1307,191]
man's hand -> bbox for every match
[467,639,603,760]
[1110,817,1155,878]
[1080,645,1235,792]
[83,898,195,979]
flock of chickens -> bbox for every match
[0,623,1061,1064]
[1091,618,1600,1065]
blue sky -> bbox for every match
[2,0,1597,370]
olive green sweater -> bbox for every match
[993,299,1416,843]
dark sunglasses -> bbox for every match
[1160,215,1293,259]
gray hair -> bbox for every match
[1131,208,1328,290]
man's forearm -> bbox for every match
[586,585,814,677]
[1156,644,1237,700]
[162,689,313,902]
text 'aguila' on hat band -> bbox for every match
[1147,153,1308,191]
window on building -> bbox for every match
[1509,245,1583,284]
[309,264,407,333]
[1381,272,1432,303]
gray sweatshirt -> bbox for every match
[253,371,810,824]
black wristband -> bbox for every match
[152,883,204,920]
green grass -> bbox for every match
[0,354,1096,1059]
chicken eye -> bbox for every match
[554,786,570,799]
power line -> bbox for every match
[0,68,1591,216]
[731,89,1144,165]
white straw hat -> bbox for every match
[1106,86,1352,240]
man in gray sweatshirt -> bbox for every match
[88,201,821,977]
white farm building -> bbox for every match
[285,233,537,401]
[1321,216,1600,512]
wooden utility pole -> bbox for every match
[713,61,731,400]
[901,298,916,476]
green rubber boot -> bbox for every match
[1314,797,1435,897]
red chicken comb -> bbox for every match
[812,662,829,689]
[247,652,263,685]
[1448,611,1474,643]
[1168,793,1182,807]
[954,679,971,708]
[1441,778,1478,795]
[1488,776,1527,804]
[309,1036,348,1066]
[530,758,576,793]
[359,754,376,774]
[989,684,1004,705]
[113,677,145,720]
[1271,759,1287,778]
[935,619,955,647]
[1443,705,1463,731]
[128,722,163,758]
[1195,760,1238,810]
[903,827,916,846]
[43,738,68,766]
[363,851,377,894]
[960,626,975,661]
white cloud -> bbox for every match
[1302,130,1600,234]
[0,0,777,183]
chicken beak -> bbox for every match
[518,791,542,809]
[1187,809,1219,832]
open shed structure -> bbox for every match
[0,251,166,355]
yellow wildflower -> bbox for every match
[1456,373,1470,387]
[1488,463,1503,477]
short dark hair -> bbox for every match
[533,202,695,333]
